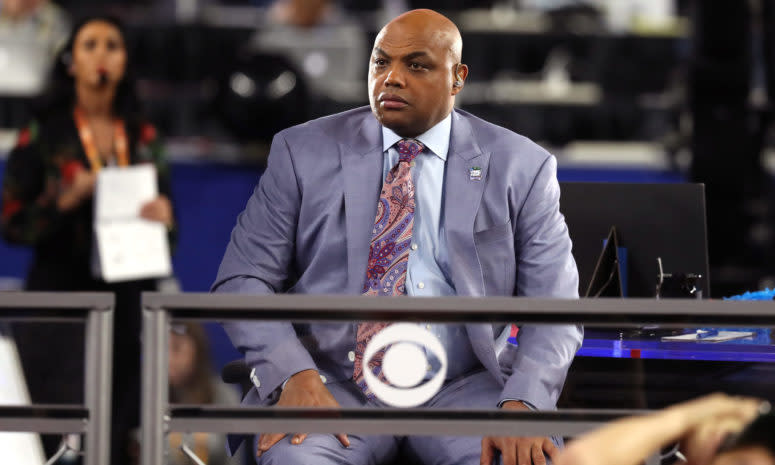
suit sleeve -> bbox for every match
[211,132,317,401]
[500,155,583,410]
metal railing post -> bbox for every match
[83,302,114,465]
[0,293,114,462]
[141,304,169,465]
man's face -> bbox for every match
[367,23,461,138]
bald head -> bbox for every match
[368,9,468,137]
[379,9,462,63]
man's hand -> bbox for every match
[256,369,350,458]
[480,401,559,465]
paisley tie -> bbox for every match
[354,138,424,399]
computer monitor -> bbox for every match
[559,182,711,298]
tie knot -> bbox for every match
[396,139,424,163]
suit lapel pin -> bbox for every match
[469,166,482,181]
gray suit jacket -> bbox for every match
[213,106,582,414]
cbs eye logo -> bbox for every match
[363,323,448,407]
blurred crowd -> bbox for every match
[3,1,774,290]
[12,1,775,282]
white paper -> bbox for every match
[94,165,172,283]
[95,164,158,220]
[661,331,755,343]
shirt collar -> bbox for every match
[381,112,452,161]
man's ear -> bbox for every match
[452,63,468,95]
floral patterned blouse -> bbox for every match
[0,111,175,276]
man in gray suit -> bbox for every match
[213,9,583,465]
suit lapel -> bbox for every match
[443,111,490,297]
[442,112,501,380]
[342,114,383,293]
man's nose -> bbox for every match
[384,66,405,88]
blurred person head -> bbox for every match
[1,0,44,20]
[368,9,468,139]
[67,18,127,95]
[36,15,142,128]
[269,0,331,28]
[168,323,215,405]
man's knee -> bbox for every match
[258,438,319,465]
[257,435,356,465]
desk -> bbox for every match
[561,328,775,410]
[577,329,775,362]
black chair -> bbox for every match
[221,360,257,464]
[221,359,253,398]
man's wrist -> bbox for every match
[282,369,322,391]
[499,399,535,410]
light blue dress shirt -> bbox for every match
[381,114,483,380]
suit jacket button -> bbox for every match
[348,351,355,362]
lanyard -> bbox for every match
[73,106,129,173]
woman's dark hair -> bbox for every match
[34,15,144,133]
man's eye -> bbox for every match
[409,62,425,70]
[374,58,387,66]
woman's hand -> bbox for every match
[139,195,173,229]
[57,168,96,212]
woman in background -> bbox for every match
[164,323,241,465]
[0,15,174,465]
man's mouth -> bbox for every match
[379,94,408,109]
